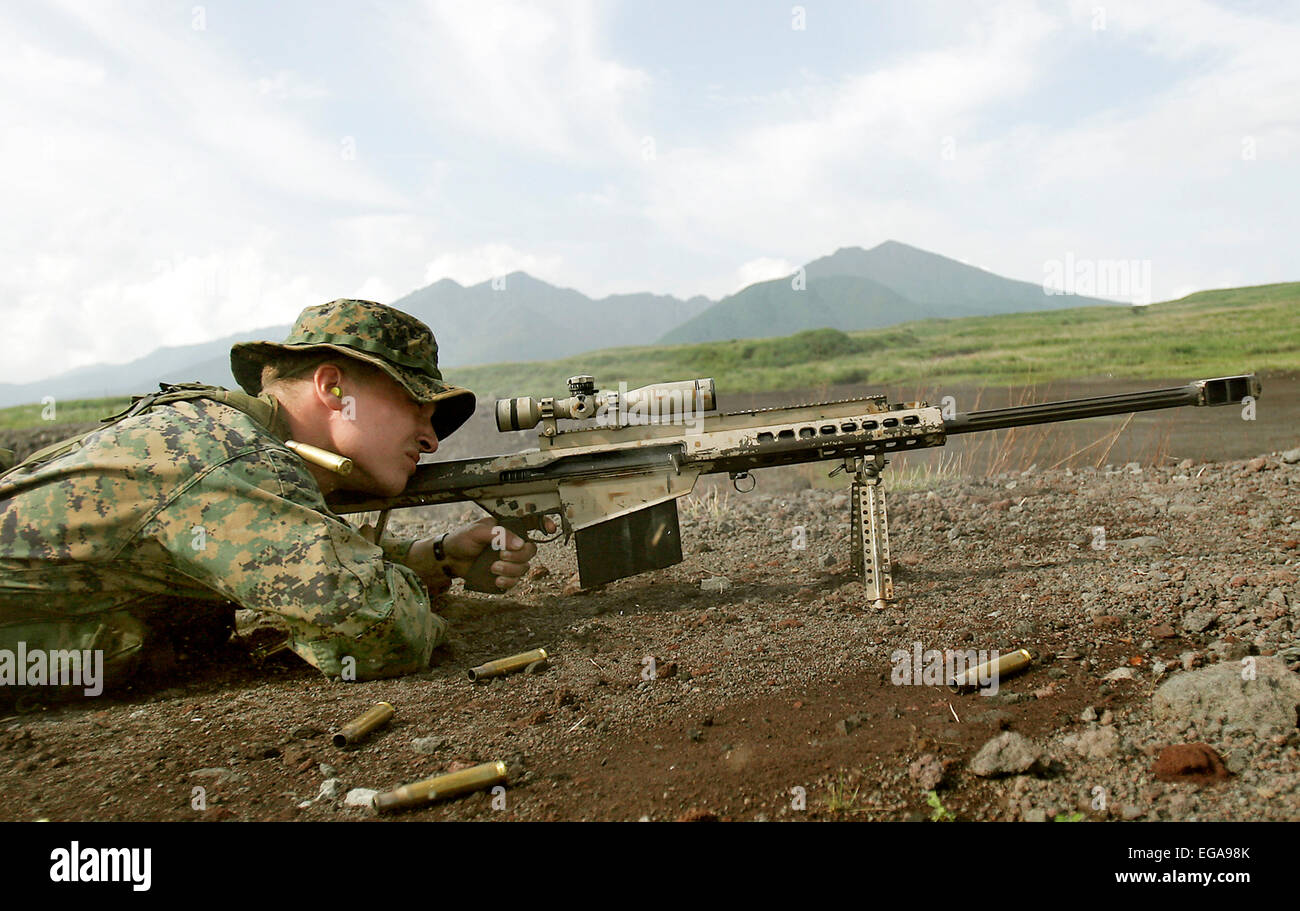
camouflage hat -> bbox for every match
[230,299,476,441]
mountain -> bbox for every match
[657,240,1117,345]
[658,274,926,345]
[0,276,712,407]
[0,242,1120,407]
[805,241,1112,316]
[390,272,712,368]
[0,327,281,409]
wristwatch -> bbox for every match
[432,532,455,578]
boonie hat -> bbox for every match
[231,299,476,441]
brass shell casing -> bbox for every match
[373,761,509,813]
[948,648,1033,693]
[467,648,549,682]
[333,702,395,747]
[286,440,354,476]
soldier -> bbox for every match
[0,299,548,693]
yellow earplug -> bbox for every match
[331,387,342,397]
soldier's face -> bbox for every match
[334,370,438,496]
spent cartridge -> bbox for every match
[286,440,353,475]
[332,701,395,747]
[948,648,1033,693]
[373,761,509,813]
[468,648,549,682]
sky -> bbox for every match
[2,0,1297,383]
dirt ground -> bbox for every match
[0,374,1296,822]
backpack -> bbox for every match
[0,383,277,480]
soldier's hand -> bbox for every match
[443,516,556,591]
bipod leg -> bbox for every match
[850,454,893,609]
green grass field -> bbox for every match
[445,281,1299,398]
[2,282,1295,431]
[0,396,134,431]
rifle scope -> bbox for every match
[496,376,716,432]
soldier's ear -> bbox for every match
[311,364,347,410]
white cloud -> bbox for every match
[2,0,1296,390]
[255,70,330,101]
[389,0,651,161]
[422,244,566,288]
[0,2,415,382]
[638,1,1059,255]
[735,258,796,290]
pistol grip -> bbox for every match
[463,517,534,594]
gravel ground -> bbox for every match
[1,449,1297,822]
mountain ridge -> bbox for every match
[0,241,1120,407]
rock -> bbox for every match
[189,767,243,784]
[1103,667,1136,681]
[1120,804,1143,820]
[1113,536,1165,553]
[344,788,379,808]
[1080,706,1097,723]
[1023,808,1048,822]
[676,808,719,822]
[1075,727,1119,760]
[1223,747,1251,774]
[700,576,731,592]
[969,732,1040,778]
[281,744,317,773]
[973,708,1013,729]
[1181,606,1220,634]
[1280,447,1300,465]
[1152,743,1231,783]
[318,778,342,801]
[1208,637,1249,661]
[909,753,944,791]
[319,763,336,778]
[836,713,870,736]
[1152,657,1300,741]
[412,737,446,755]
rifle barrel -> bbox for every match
[945,374,1258,435]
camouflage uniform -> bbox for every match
[0,300,476,688]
